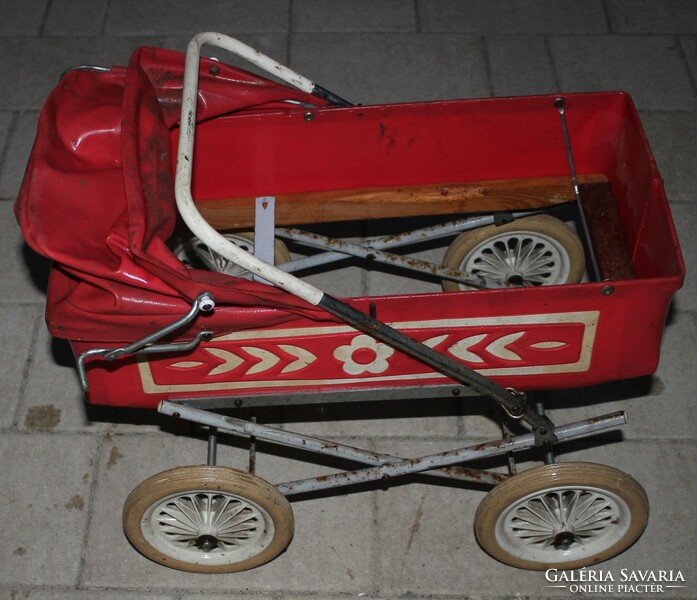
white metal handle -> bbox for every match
[174,32,325,306]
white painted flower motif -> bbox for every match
[333,334,395,375]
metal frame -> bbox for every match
[274,214,534,288]
[159,400,628,496]
[188,211,546,288]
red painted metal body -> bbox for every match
[16,47,684,408]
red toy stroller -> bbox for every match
[16,32,684,573]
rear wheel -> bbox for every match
[442,215,585,290]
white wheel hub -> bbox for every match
[465,230,571,286]
[174,233,256,277]
[142,490,276,566]
[495,485,631,565]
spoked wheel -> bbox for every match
[442,215,585,290]
[123,465,294,573]
[172,231,291,277]
[474,462,649,570]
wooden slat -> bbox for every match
[195,173,608,229]
[579,181,635,281]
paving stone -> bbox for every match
[606,0,697,34]
[681,35,697,82]
[419,0,608,34]
[374,438,695,598]
[279,597,383,600]
[17,323,168,434]
[180,595,270,600]
[363,251,445,296]
[373,438,538,597]
[0,199,50,305]
[670,203,696,311]
[101,35,168,66]
[0,592,176,600]
[0,37,100,110]
[640,111,697,203]
[302,263,366,299]
[105,0,289,35]
[279,597,384,600]
[486,35,558,96]
[0,0,48,35]
[292,0,416,32]
[276,395,466,440]
[283,221,367,298]
[0,111,14,185]
[550,35,696,110]
[162,32,291,87]
[0,305,39,429]
[543,309,697,440]
[82,434,375,593]
[0,432,98,586]
[0,111,39,201]
[164,32,288,62]
[44,0,108,35]
[290,33,490,104]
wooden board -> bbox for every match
[195,173,608,229]
[579,181,635,281]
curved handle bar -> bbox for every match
[175,32,327,307]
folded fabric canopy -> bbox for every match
[16,47,335,343]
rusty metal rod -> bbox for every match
[554,96,600,281]
[159,400,507,485]
[276,227,497,289]
[275,411,627,496]
[159,402,625,494]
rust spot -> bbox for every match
[447,466,508,484]
[64,494,85,511]
[25,405,62,432]
[406,493,426,552]
[586,411,624,427]
[107,445,123,469]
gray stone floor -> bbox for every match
[1,1,696,599]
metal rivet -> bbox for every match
[304,112,315,122]
[199,295,216,312]
[601,285,615,296]
[209,65,220,76]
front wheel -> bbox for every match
[123,465,294,573]
[172,231,292,278]
[474,462,649,570]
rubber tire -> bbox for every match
[474,462,649,570]
[123,465,294,573]
[442,215,585,291]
